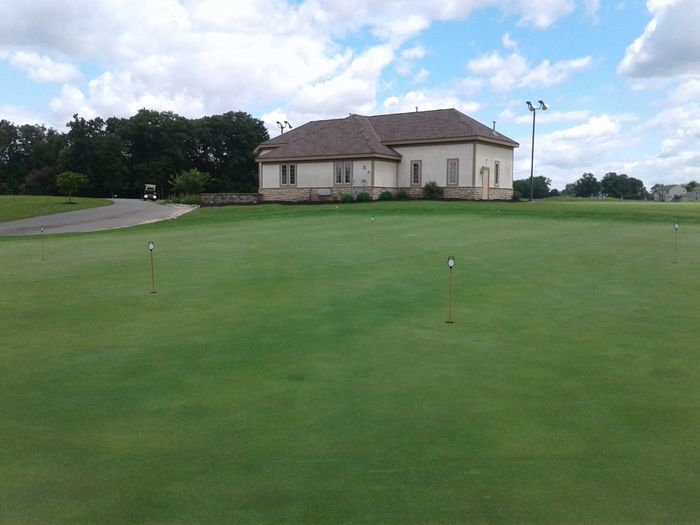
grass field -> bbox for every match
[0,195,111,222]
[1,199,699,524]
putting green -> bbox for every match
[1,200,699,524]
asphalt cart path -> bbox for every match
[0,198,197,237]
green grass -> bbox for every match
[1,200,699,524]
[0,195,111,222]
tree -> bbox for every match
[169,169,210,196]
[601,172,647,200]
[685,180,698,191]
[570,172,601,197]
[56,171,88,203]
[513,176,551,199]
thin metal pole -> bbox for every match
[150,250,156,293]
[40,226,44,260]
[529,109,536,201]
[673,225,679,264]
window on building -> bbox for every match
[334,161,353,185]
[447,159,459,186]
[334,162,343,184]
[494,161,500,187]
[280,164,296,186]
[411,161,422,186]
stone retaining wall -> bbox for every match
[245,186,512,203]
[201,193,263,206]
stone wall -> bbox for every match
[258,186,513,202]
[201,193,263,206]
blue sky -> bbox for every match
[1,0,699,190]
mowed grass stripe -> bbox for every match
[1,201,699,524]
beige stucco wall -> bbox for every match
[373,160,397,187]
[259,143,513,192]
[298,161,334,187]
[474,143,514,189]
[261,163,280,188]
[393,144,474,187]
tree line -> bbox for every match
[514,172,649,200]
[0,109,269,198]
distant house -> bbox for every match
[254,109,519,202]
[686,188,700,202]
[652,185,687,202]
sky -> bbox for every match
[1,0,699,190]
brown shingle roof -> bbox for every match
[256,108,518,161]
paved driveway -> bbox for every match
[0,199,197,236]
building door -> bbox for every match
[481,167,490,200]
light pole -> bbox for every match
[276,120,293,135]
[526,100,548,201]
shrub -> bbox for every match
[396,189,409,200]
[422,181,444,199]
[170,169,210,196]
[340,193,354,203]
[169,194,202,205]
[512,190,522,202]
[356,192,371,202]
[379,191,393,201]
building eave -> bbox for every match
[257,152,401,163]
[383,136,519,148]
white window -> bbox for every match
[280,164,296,186]
[494,161,500,187]
[447,159,458,186]
[411,161,422,186]
[334,161,353,185]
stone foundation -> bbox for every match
[201,193,263,206]
[259,186,513,202]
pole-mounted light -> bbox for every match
[527,100,548,201]
[276,120,293,134]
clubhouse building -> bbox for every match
[254,108,519,202]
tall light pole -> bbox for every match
[276,120,293,135]
[526,100,548,201]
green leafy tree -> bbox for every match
[190,111,269,192]
[685,180,698,191]
[601,172,647,200]
[170,169,210,196]
[570,172,601,197]
[513,176,551,199]
[56,171,88,203]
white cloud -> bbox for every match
[413,68,430,83]
[468,51,592,92]
[502,33,518,49]
[669,79,700,104]
[584,0,601,19]
[0,0,581,129]
[512,109,592,125]
[9,51,83,84]
[618,0,700,78]
[0,104,48,125]
[381,90,479,115]
[511,0,576,28]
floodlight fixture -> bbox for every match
[276,120,293,134]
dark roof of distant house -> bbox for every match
[256,108,519,162]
